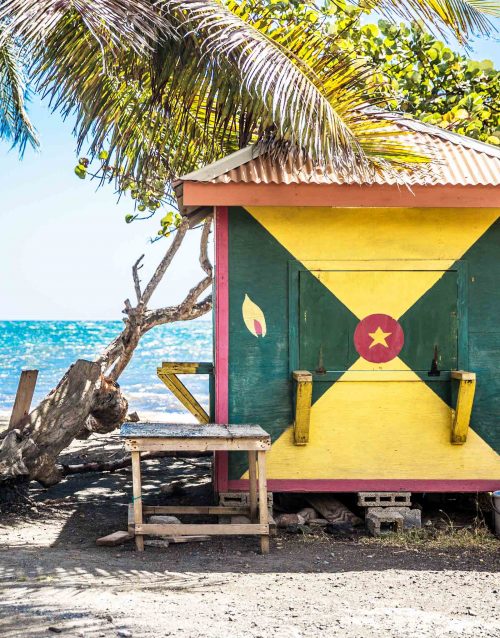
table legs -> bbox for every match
[131,450,144,552]
[128,446,269,553]
[257,450,269,554]
[248,451,258,522]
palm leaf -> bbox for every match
[2,0,438,181]
[0,0,171,53]
[0,28,38,153]
[160,0,377,175]
[355,0,500,42]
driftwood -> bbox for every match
[1,360,100,484]
[0,216,213,488]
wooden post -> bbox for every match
[451,370,476,444]
[248,451,257,522]
[257,450,269,554]
[293,370,313,445]
[131,451,144,551]
[9,370,38,429]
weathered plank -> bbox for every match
[258,450,270,554]
[142,505,250,515]
[131,451,144,551]
[8,370,38,429]
[157,371,210,424]
[96,531,133,546]
[248,450,258,522]
[125,438,270,452]
[121,422,270,440]
[136,523,268,536]
[158,362,213,375]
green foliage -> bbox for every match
[4,0,499,182]
[74,150,181,238]
[256,1,499,143]
[347,16,500,142]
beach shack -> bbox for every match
[173,117,500,497]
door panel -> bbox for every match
[298,268,459,376]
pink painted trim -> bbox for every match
[183,182,500,208]
[214,206,229,493]
[228,479,500,493]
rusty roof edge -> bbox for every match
[178,116,500,186]
[180,144,262,182]
[393,116,500,159]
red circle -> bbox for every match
[353,314,404,363]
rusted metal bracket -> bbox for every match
[450,370,476,444]
[292,370,313,445]
[157,362,213,424]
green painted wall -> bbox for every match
[464,218,500,448]
[227,206,293,479]
[226,208,500,479]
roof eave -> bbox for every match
[179,144,263,183]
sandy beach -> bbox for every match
[0,425,499,638]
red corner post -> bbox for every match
[214,206,229,492]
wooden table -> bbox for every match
[120,423,272,553]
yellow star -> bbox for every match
[368,326,392,349]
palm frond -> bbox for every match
[161,0,376,176]
[32,0,431,187]
[0,0,171,54]
[0,29,38,154]
[26,2,369,179]
[3,0,435,182]
[355,0,500,42]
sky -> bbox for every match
[0,26,499,320]
[0,97,211,320]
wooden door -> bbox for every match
[291,261,466,407]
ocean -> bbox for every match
[0,320,212,420]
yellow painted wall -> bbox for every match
[241,207,500,481]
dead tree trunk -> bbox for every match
[0,216,212,487]
[0,360,126,485]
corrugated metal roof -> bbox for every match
[179,117,500,187]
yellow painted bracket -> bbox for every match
[157,362,213,424]
[450,370,476,445]
[292,370,313,445]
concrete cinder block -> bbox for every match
[381,506,421,529]
[148,515,181,524]
[366,508,404,536]
[358,492,411,508]
[219,491,273,510]
[365,506,421,535]
[399,507,421,529]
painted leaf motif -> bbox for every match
[242,294,267,337]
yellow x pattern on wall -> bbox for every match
[240,207,500,480]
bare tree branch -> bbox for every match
[98,217,213,381]
[142,294,212,332]
[132,254,144,303]
[168,215,213,312]
[199,215,213,277]
[141,218,189,306]
[0,214,215,486]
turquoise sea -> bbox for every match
[0,320,212,419]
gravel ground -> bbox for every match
[0,431,499,638]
